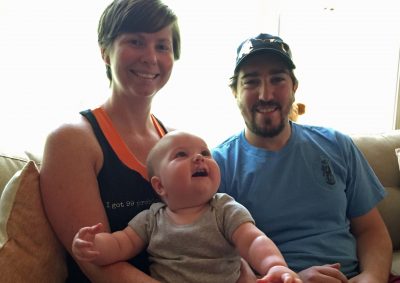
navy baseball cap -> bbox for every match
[234,33,295,73]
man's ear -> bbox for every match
[293,82,298,93]
[151,176,166,197]
[101,47,110,65]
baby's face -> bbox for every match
[154,132,220,210]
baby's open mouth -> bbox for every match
[192,169,208,177]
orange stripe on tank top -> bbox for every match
[92,107,166,181]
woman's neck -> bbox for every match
[102,97,153,134]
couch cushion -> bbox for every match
[394,251,400,276]
[0,161,67,283]
[396,148,400,172]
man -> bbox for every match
[212,33,393,282]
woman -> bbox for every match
[40,0,180,282]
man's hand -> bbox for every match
[298,263,348,283]
[348,272,387,283]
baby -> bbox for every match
[72,130,301,283]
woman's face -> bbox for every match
[103,25,174,98]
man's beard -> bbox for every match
[242,100,288,138]
[248,113,286,138]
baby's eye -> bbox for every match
[175,151,187,158]
[201,150,211,157]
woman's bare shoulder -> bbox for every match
[46,114,94,142]
[41,114,103,173]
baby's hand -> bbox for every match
[71,222,104,262]
[257,265,302,283]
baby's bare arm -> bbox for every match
[257,265,302,283]
[232,222,301,282]
[72,223,145,266]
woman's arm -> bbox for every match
[40,119,158,283]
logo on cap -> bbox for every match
[234,34,295,72]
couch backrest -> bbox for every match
[1,133,399,252]
[0,151,41,196]
[351,131,400,187]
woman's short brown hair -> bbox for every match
[98,0,181,83]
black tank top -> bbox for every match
[66,108,167,282]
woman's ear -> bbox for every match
[232,89,238,99]
[151,176,166,197]
[101,47,110,65]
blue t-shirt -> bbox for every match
[212,122,386,278]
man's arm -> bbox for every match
[349,207,392,283]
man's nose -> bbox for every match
[259,83,274,101]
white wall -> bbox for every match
[277,0,400,134]
[1,0,399,154]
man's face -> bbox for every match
[234,54,297,138]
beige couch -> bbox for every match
[0,131,399,281]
